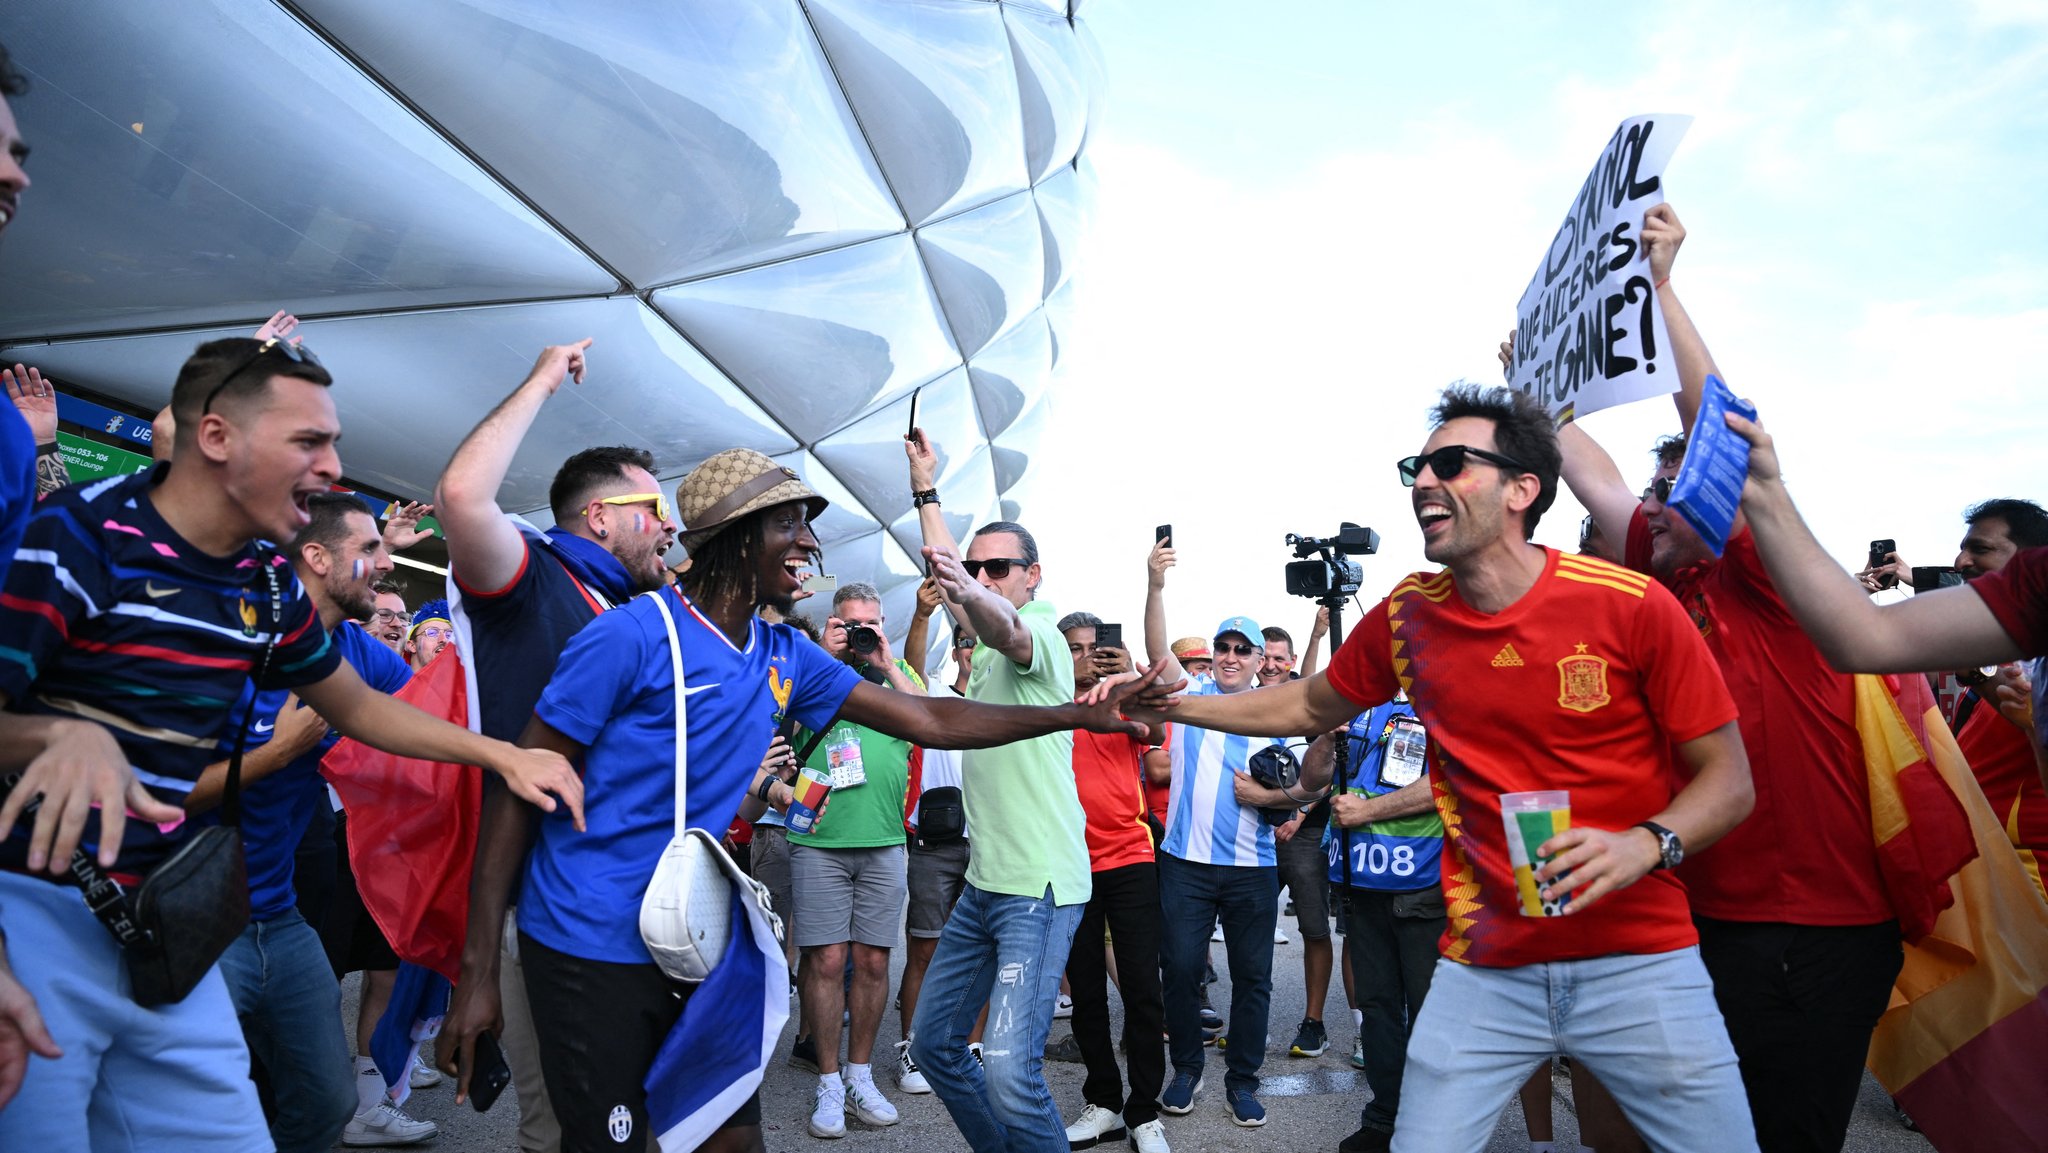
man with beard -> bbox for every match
[430,339,678,1152]
[457,448,1158,1153]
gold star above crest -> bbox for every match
[1574,642,1589,653]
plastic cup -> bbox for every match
[785,764,834,834]
[1501,790,1571,917]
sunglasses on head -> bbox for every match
[587,492,672,523]
[1641,476,1676,505]
[203,338,324,415]
[1213,640,1259,657]
[962,557,1028,579]
[954,634,978,649]
[1397,445,1533,487]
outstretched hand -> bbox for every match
[252,310,302,344]
[3,364,57,445]
[524,339,594,397]
[383,500,437,551]
[1077,661,1187,741]
[492,746,586,831]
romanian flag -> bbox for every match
[1864,674,2048,1150]
[321,645,481,983]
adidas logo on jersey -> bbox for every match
[1491,644,1525,668]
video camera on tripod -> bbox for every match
[1284,523,1379,601]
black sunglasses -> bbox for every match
[1641,476,1676,505]
[953,634,978,649]
[962,558,1029,579]
[1212,641,1259,657]
[202,337,324,415]
[1397,445,1533,487]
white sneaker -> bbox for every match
[341,1101,439,1147]
[1130,1118,1172,1153]
[843,1072,900,1127]
[1054,992,1074,1019]
[1063,1103,1127,1148]
[1274,924,1290,944]
[895,1039,931,1094]
[1209,923,1225,942]
[809,1082,847,1139]
[969,1041,984,1068]
[407,1052,443,1090]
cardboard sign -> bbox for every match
[1509,115,1693,422]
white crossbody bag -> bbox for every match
[638,590,785,984]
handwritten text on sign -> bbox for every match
[1510,115,1692,421]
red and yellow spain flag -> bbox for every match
[1864,674,2048,1150]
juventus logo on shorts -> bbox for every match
[608,1104,633,1143]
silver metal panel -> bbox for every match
[1034,161,1095,299]
[990,389,1048,492]
[804,0,1029,225]
[294,0,906,287]
[770,448,884,548]
[812,366,980,522]
[967,309,1051,439]
[915,190,1046,358]
[650,233,959,445]
[1003,5,1090,185]
[0,0,609,340]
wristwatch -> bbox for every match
[912,488,941,509]
[1634,821,1683,871]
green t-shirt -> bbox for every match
[789,659,921,849]
[961,600,1090,906]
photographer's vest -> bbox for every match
[1325,700,1444,892]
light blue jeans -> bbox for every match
[1392,947,1757,1153]
[217,910,358,1153]
[909,883,1084,1153]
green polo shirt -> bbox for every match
[962,599,1089,906]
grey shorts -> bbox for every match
[1276,831,1332,940]
[751,825,794,930]
[789,842,907,949]
[906,838,971,939]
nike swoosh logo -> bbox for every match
[253,719,275,733]
[682,682,722,696]
[144,581,181,599]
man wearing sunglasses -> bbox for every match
[431,338,678,1152]
[1111,382,1757,1152]
[1538,207,1918,1153]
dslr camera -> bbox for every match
[1285,523,1379,600]
[845,624,881,656]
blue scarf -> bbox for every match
[538,526,636,607]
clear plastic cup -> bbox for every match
[1501,790,1571,916]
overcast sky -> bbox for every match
[1022,0,2048,653]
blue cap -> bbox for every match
[1212,615,1264,649]
[410,599,452,635]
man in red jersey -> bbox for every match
[1112,384,1756,1152]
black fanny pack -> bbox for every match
[918,785,966,845]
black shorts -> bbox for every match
[521,932,762,1153]
[321,810,399,976]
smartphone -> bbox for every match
[1155,524,1172,546]
[1867,539,1897,589]
[1095,622,1124,651]
[1911,566,1964,594]
[467,1030,512,1113]
[906,387,922,442]
[802,572,837,595]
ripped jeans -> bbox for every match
[909,884,1084,1152]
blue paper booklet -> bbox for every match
[1667,374,1758,556]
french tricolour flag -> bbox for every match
[645,884,789,1150]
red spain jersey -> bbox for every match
[1327,548,1738,968]
[1072,729,1157,872]
[1956,701,2048,902]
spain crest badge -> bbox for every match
[1555,645,1610,713]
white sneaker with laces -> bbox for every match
[1274,924,1290,944]
[843,1071,900,1127]
[809,1082,847,1139]
[341,1101,439,1147]
[407,1052,443,1090]
[1130,1118,1172,1153]
[1054,992,1074,1019]
[969,1041,984,1068]
[895,1039,931,1094]
[1063,1103,1126,1148]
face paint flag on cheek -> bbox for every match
[634,512,648,535]
[352,558,366,582]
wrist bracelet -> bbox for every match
[912,488,940,508]
[36,441,59,454]
[755,774,775,802]
[1653,276,1671,291]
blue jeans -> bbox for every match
[1392,947,1757,1153]
[218,910,358,1153]
[1157,853,1276,1093]
[909,884,1083,1153]
[0,871,270,1152]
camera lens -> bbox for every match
[848,625,880,654]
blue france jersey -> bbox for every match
[1159,676,1276,869]
[521,588,861,963]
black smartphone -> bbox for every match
[1095,622,1124,651]
[1911,566,1964,594]
[906,386,922,442]
[1867,539,1897,589]
[467,1030,512,1113]
[1156,524,1172,545]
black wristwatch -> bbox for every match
[912,488,941,508]
[1634,821,1683,871]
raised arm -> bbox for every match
[839,661,1167,748]
[433,340,592,593]
[1641,204,1719,433]
[923,546,1032,668]
[906,428,961,559]
[1726,413,2022,671]
[4,365,68,498]
[1296,608,1330,679]
[903,577,942,684]
[1158,671,1360,742]
[1142,537,1186,683]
